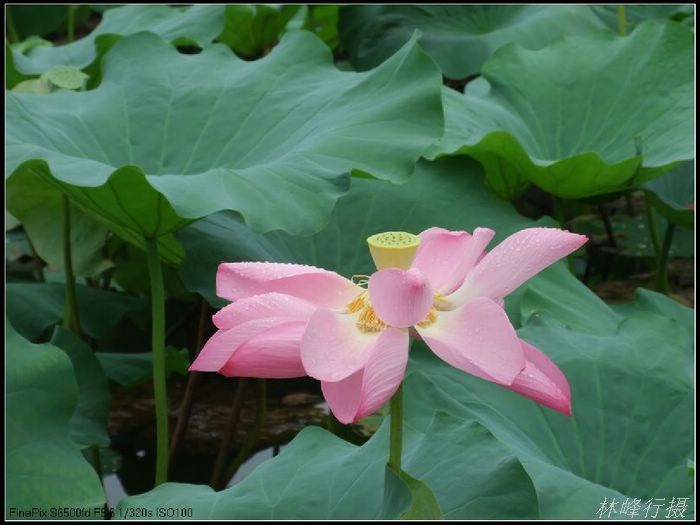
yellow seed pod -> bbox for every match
[366,231,420,270]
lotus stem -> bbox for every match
[28,237,45,282]
[90,445,105,488]
[62,195,81,336]
[223,379,267,487]
[145,237,169,486]
[552,197,575,273]
[168,372,200,468]
[210,378,249,489]
[7,9,19,43]
[617,5,627,37]
[624,194,635,217]
[644,194,662,255]
[67,5,77,43]
[552,196,566,227]
[656,222,675,295]
[90,446,111,519]
[169,299,209,469]
[598,204,617,249]
[644,193,667,292]
[388,382,404,472]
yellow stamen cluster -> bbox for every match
[346,291,386,333]
[416,309,436,328]
[433,292,450,311]
[346,293,367,313]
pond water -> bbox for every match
[103,374,369,504]
[103,444,289,506]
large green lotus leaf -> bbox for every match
[339,6,606,79]
[520,263,622,335]
[177,157,531,307]
[7,31,443,251]
[9,5,225,79]
[6,42,30,88]
[427,21,694,200]
[404,290,694,518]
[50,327,111,449]
[6,281,146,342]
[382,465,443,519]
[611,287,694,341]
[6,322,105,518]
[7,69,123,273]
[6,170,112,276]
[217,5,300,57]
[6,210,21,231]
[643,160,694,229]
[11,35,54,56]
[116,411,537,519]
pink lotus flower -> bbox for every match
[190,227,587,423]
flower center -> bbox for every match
[367,231,420,270]
[415,292,449,328]
[345,290,449,332]
[346,291,386,333]
[346,231,442,333]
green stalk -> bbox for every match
[64,194,107,507]
[656,222,675,295]
[552,196,566,227]
[617,5,627,37]
[210,378,248,489]
[644,192,666,292]
[598,204,617,249]
[28,237,46,282]
[552,197,575,273]
[63,193,107,506]
[67,5,77,43]
[223,379,267,485]
[62,195,81,335]
[90,446,111,520]
[645,194,662,255]
[7,9,20,43]
[90,445,104,484]
[145,237,169,486]
[388,383,404,472]
[169,300,209,470]
[624,194,635,217]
